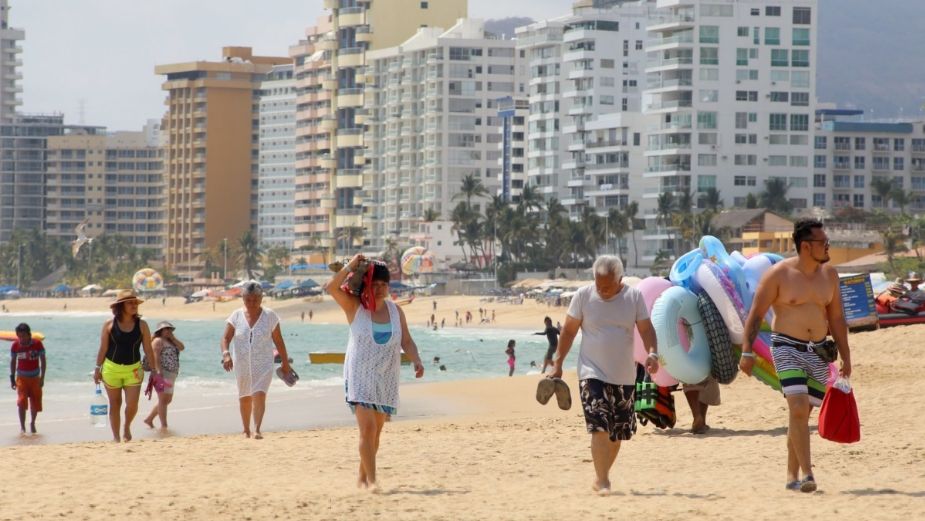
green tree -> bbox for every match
[871,176,894,210]
[759,177,793,214]
[623,201,640,268]
[238,230,263,280]
[336,226,365,258]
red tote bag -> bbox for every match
[818,378,861,444]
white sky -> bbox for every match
[13,0,567,130]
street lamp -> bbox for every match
[223,237,228,282]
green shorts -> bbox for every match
[101,359,143,389]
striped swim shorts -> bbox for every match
[770,332,831,407]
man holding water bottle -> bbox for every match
[9,323,46,435]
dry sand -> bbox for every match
[2,321,923,520]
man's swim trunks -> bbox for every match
[770,332,831,407]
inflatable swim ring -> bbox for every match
[694,261,746,344]
[0,330,45,342]
[669,249,702,292]
[650,286,711,384]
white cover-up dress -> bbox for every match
[344,300,403,413]
[227,307,279,397]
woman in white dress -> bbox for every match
[329,254,424,491]
[220,282,292,439]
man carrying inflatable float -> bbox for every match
[649,217,849,493]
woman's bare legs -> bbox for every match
[355,406,387,491]
[105,385,123,442]
[122,385,141,441]
[252,392,267,439]
[239,396,252,437]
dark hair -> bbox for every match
[15,322,30,334]
[111,302,141,320]
[371,261,390,283]
[792,218,824,252]
[544,316,552,325]
[507,339,516,348]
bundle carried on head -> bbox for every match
[329,258,390,311]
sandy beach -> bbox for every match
[2,313,923,520]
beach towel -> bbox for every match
[818,377,860,444]
[634,370,676,429]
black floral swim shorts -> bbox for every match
[579,379,636,441]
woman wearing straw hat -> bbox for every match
[93,289,159,442]
[143,320,184,431]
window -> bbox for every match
[700,89,718,102]
[793,7,812,25]
[894,157,905,171]
[750,8,760,16]
[735,90,757,102]
[753,27,760,45]
[895,139,905,152]
[766,6,781,16]
[854,174,865,188]
[814,174,827,188]
[699,133,718,145]
[814,155,827,168]
[600,59,615,68]
[698,154,717,167]
[792,71,810,87]
[790,114,809,131]
[737,26,749,37]
[700,68,719,81]
[793,28,810,46]
[735,154,757,166]
[700,26,720,44]
[771,70,790,83]
[770,91,789,102]
[854,156,866,170]
[771,49,789,66]
[853,194,864,208]
[765,27,780,45]
[600,95,614,105]
[791,50,810,67]
[700,47,719,65]
[789,176,808,188]
[813,193,826,207]
[735,112,749,129]
[769,134,789,145]
[791,92,809,106]
[736,69,759,81]
[769,113,787,131]
[834,174,851,187]
[768,155,787,166]
[736,48,748,66]
[697,112,717,129]
[854,137,866,150]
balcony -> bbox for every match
[335,173,363,188]
[336,47,364,68]
[337,7,366,27]
[316,37,336,52]
[645,99,692,113]
[644,57,693,73]
[336,131,363,148]
[647,11,696,33]
[356,26,373,43]
[336,88,363,107]
[647,32,694,52]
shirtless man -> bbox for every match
[741,218,852,493]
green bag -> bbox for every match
[634,379,658,412]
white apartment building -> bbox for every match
[257,64,296,250]
[642,0,817,261]
[812,110,925,213]
[45,122,165,250]
[517,1,655,218]
[0,0,23,122]
[363,19,523,250]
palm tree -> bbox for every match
[337,226,365,258]
[607,207,629,260]
[674,187,695,253]
[745,192,758,209]
[656,192,676,256]
[759,177,793,214]
[238,230,263,280]
[703,187,724,212]
[623,201,640,268]
[453,174,489,211]
[871,176,893,210]
[422,208,440,222]
[891,188,913,217]
[518,184,544,213]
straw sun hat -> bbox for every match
[109,289,144,308]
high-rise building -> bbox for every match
[257,64,296,250]
[45,121,165,250]
[363,19,522,250]
[496,96,528,203]
[641,0,817,260]
[0,0,24,123]
[0,114,65,242]
[813,110,925,213]
[155,47,289,278]
[291,0,468,257]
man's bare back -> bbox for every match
[765,257,839,341]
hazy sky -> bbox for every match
[13,0,566,130]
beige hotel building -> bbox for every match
[155,47,288,278]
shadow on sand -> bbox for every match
[382,486,470,497]
[843,488,925,497]
[650,426,787,438]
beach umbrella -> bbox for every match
[274,280,295,290]
[52,284,71,293]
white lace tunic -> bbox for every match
[227,307,279,397]
[344,300,403,410]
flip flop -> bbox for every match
[799,475,817,493]
[276,367,300,387]
[536,378,556,405]
[553,379,572,410]
[785,480,801,491]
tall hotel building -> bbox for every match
[45,121,165,250]
[155,47,288,277]
[517,0,655,218]
[363,19,522,249]
[290,0,467,256]
[0,0,23,122]
[642,0,817,259]
[256,64,296,250]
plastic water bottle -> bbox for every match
[90,385,108,427]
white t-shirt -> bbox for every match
[566,283,649,385]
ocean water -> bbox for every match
[3,311,553,402]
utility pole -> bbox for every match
[16,244,23,289]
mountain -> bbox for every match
[818,0,925,119]
[484,17,534,39]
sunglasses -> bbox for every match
[805,239,830,247]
